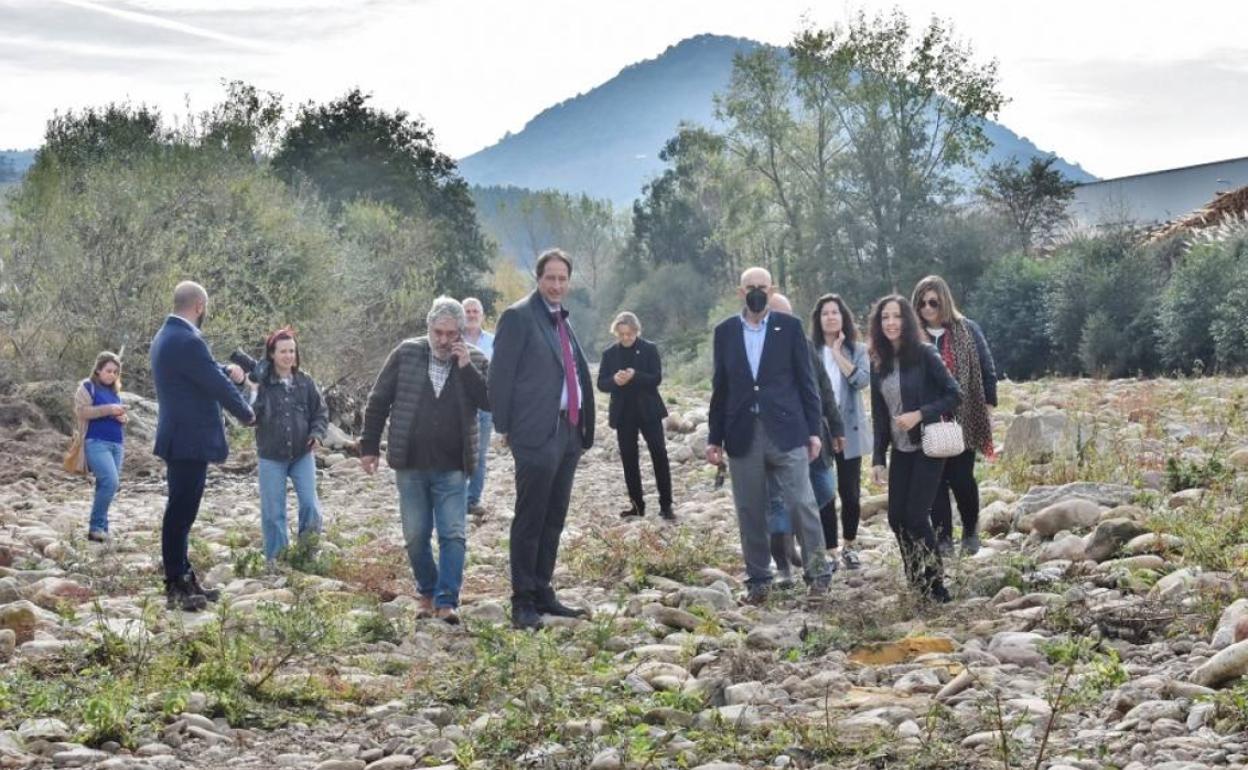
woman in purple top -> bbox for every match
[73,352,128,542]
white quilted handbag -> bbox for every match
[921,419,965,458]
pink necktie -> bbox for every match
[554,312,579,427]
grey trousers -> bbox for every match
[727,418,831,587]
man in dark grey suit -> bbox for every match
[488,248,595,629]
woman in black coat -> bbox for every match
[867,295,961,603]
[597,312,674,520]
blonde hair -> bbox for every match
[610,311,642,335]
[90,351,122,393]
[911,275,963,327]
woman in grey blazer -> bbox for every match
[810,294,873,570]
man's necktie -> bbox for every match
[553,311,580,427]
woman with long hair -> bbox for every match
[597,311,674,520]
[868,296,961,602]
[809,294,872,569]
[911,275,997,556]
[74,352,127,542]
[247,328,329,567]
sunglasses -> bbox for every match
[921,298,941,310]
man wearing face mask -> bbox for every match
[150,281,255,612]
[706,268,832,605]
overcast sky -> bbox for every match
[2,0,1245,179]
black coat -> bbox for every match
[488,291,595,450]
[870,342,962,467]
[597,338,669,430]
[253,368,329,463]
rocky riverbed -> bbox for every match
[3,376,1248,769]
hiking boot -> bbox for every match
[434,607,460,625]
[536,590,590,619]
[166,575,208,612]
[808,577,831,597]
[186,569,220,603]
[742,584,770,606]
[417,595,434,618]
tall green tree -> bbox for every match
[272,89,493,300]
[978,156,1077,254]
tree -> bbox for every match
[978,156,1076,254]
[272,89,493,301]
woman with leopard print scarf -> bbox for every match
[912,275,998,557]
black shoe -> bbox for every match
[187,569,220,603]
[87,530,109,543]
[960,535,981,556]
[536,598,590,619]
[928,583,953,604]
[511,602,542,630]
[659,507,676,521]
[166,576,208,612]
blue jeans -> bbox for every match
[396,468,467,608]
[85,438,123,533]
[258,452,323,560]
[767,460,838,535]
[466,410,492,507]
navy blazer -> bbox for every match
[870,342,962,467]
[488,291,595,451]
[597,338,669,430]
[150,315,255,463]
[708,311,822,458]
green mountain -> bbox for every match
[458,34,1096,206]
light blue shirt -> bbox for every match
[741,310,771,381]
[466,329,494,361]
[543,300,582,412]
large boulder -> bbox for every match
[1029,498,1103,537]
[1003,408,1078,462]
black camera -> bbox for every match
[228,349,269,384]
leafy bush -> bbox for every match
[968,251,1057,380]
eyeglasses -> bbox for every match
[922,298,941,310]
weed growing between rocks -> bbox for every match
[566,523,738,588]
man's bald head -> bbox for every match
[172,281,209,326]
[739,267,772,290]
[768,293,793,315]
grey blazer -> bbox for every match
[818,340,873,461]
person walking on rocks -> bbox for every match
[488,248,595,630]
[705,267,833,605]
[762,293,843,587]
[360,297,490,625]
[461,297,495,519]
[911,275,997,557]
[868,295,961,603]
[151,281,255,612]
[244,328,328,568]
[597,311,674,521]
[810,293,873,570]
[73,351,127,543]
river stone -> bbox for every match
[1030,499,1103,537]
[1191,638,1248,688]
[1212,599,1248,649]
[1085,518,1150,562]
[18,717,71,741]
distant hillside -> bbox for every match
[0,149,36,181]
[458,34,1096,206]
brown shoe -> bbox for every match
[434,607,460,625]
[417,595,434,618]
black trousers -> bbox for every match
[162,459,208,581]
[510,417,582,603]
[822,453,862,548]
[930,449,979,544]
[617,417,672,513]
[887,448,946,595]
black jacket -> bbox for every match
[870,342,962,467]
[488,291,595,450]
[253,367,329,462]
[597,338,669,429]
[807,341,845,465]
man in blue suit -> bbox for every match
[150,281,255,611]
[706,267,832,604]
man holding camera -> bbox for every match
[359,296,490,624]
[150,281,255,612]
